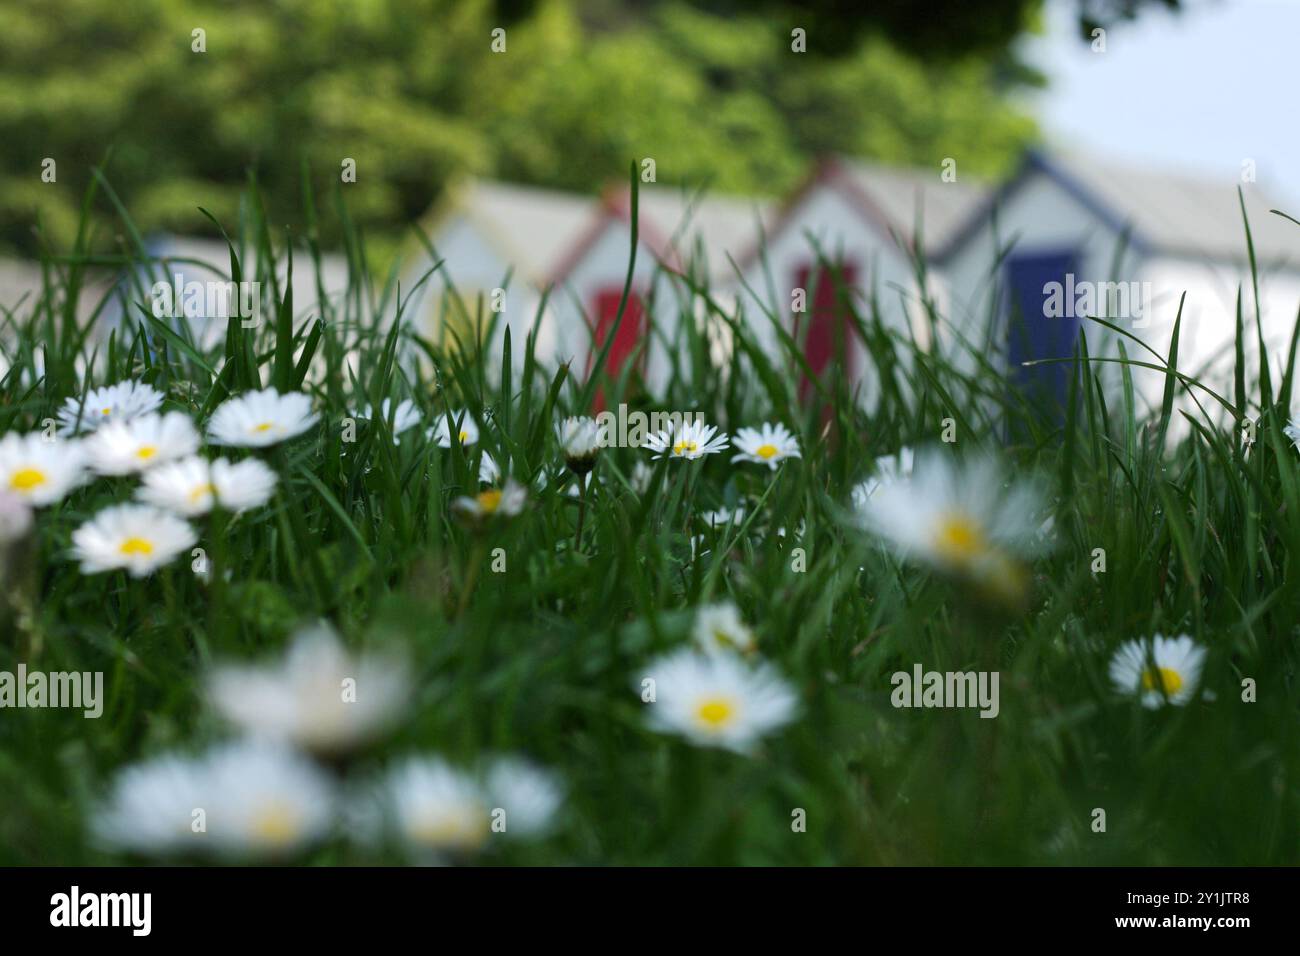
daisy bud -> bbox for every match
[558,416,602,475]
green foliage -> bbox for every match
[0,0,1035,257]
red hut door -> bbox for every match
[589,286,645,409]
[794,263,857,401]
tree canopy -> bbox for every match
[0,0,1180,256]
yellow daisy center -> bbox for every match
[409,809,488,850]
[476,489,503,514]
[136,445,158,460]
[755,443,779,459]
[189,482,216,504]
[458,429,469,443]
[101,407,112,416]
[9,467,47,491]
[673,440,699,456]
[1141,666,1184,695]
[695,696,738,729]
[253,422,274,433]
[249,802,301,847]
[933,512,987,563]
[119,537,154,556]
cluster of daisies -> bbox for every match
[0,379,318,577]
[849,445,1211,708]
[94,622,563,861]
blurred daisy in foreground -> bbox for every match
[1109,634,1207,708]
[558,415,603,475]
[640,648,797,754]
[85,411,200,475]
[360,757,491,856]
[358,755,562,856]
[57,380,164,435]
[355,398,422,443]
[483,757,564,839]
[692,602,757,654]
[137,456,277,516]
[629,461,653,495]
[477,450,501,484]
[850,446,915,508]
[0,432,88,506]
[71,504,197,577]
[452,477,527,525]
[207,387,318,448]
[731,422,800,470]
[853,448,1046,601]
[92,751,216,857]
[1284,418,1300,448]
[206,622,408,755]
[644,419,729,461]
[430,409,479,448]
[0,490,33,544]
[93,741,336,859]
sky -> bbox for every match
[1023,0,1300,207]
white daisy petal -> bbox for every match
[71,503,197,577]
[207,388,318,448]
[84,412,200,475]
[640,648,797,753]
[57,380,165,435]
[0,432,88,506]
[731,422,801,470]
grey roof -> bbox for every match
[439,180,596,282]
[949,149,1300,268]
[835,157,993,251]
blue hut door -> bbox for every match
[1005,250,1080,415]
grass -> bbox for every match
[1,168,1298,866]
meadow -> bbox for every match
[0,172,1297,866]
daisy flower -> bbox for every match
[639,648,798,754]
[483,758,564,839]
[137,456,277,516]
[692,602,757,654]
[452,477,527,524]
[558,416,603,475]
[850,447,915,508]
[84,412,201,475]
[71,504,197,577]
[644,419,729,461]
[206,622,408,755]
[91,751,218,857]
[0,432,88,506]
[853,448,1046,600]
[201,741,338,858]
[93,742,336,859]
[361,757,492,855]
[478,450,501,484]
[731,422,801,470]
[207,387,318,448]
[430,409,479,448]
[1109,634,1208,708]
[355,398,422,443]
[57,379,164,435]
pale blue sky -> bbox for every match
[1023,0,1300,207]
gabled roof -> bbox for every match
[733,155,993,273]
[418,179,596,284]
[549,183,777,286]
[937,149,1300,268]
